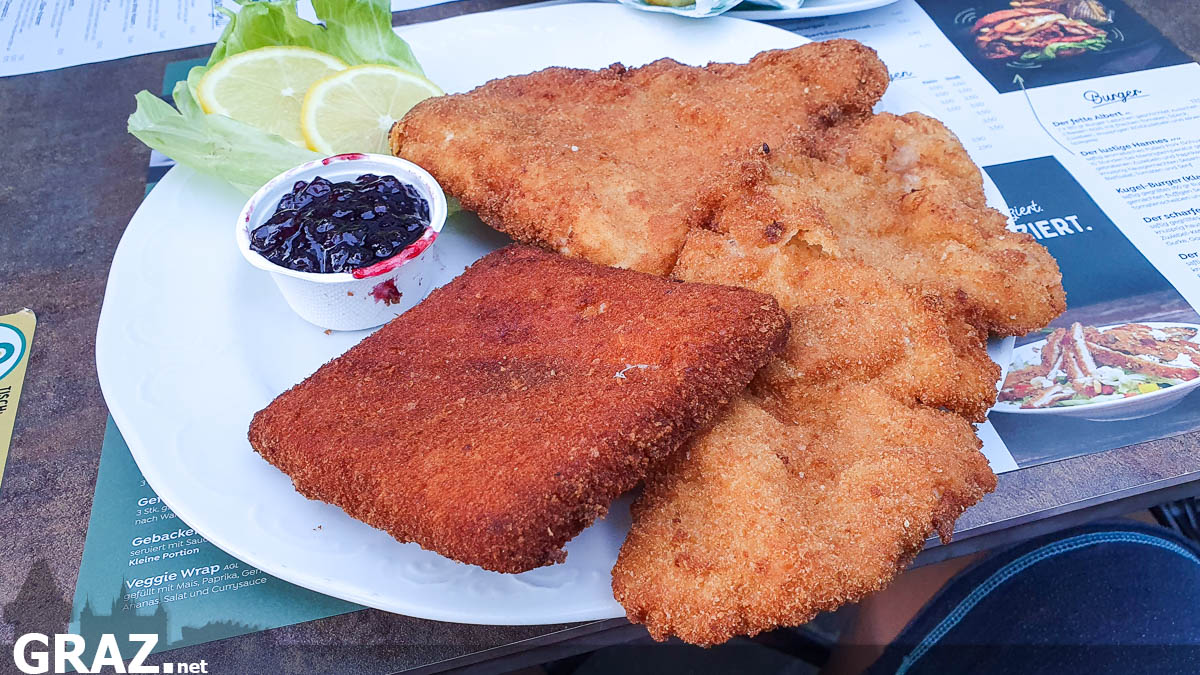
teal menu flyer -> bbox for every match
[68,418,361,660]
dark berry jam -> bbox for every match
[250,174,430,274]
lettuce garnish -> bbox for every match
[128,0,423,195]
[1020,37,1109,62]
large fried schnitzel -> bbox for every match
[249,246,788,573]
[614,392,993,646]
[763,113,1066,334]
[611,189,1000,644]
[611,114,1061,644]
[390,40,888,275]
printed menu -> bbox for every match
[68,419,361,663]
[0,0,452,77]
[781,0,1200,468]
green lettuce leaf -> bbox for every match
[127,0,423,194]
[207,0,422,75]
[1020,36,1108,62]
[128,89,320,195]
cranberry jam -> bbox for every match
[250,174,430,274]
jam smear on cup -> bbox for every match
[250,174,430,274]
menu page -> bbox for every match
[67,419,361,664]
[780,0,1200,468]
[0,0,452,77]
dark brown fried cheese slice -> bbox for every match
[249,245,789,574]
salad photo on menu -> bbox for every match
[997,322,1200,411]
[985,155,1200,463]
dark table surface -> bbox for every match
[2,0,1199,672]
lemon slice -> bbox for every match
[301,64,443,154]
[197,46,348,145]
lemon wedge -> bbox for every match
[300,64,443,154]
[197,46,348,145]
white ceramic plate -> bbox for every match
[992,322,1200,422]
[97,2,1010,625]
[728,0,899,21]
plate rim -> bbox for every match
[726,0,900,20]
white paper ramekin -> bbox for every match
[235,153,447,331]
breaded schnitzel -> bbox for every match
[611,194,1000,644]
[675,187,1002,422]
[765,113,1066,334]
[611,111,1063,644]
[388,39,1064,643]
[390,40,889,275]
[614,392,993,646]
[248,246,788,573]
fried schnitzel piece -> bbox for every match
[390,40,889,275]
[614,393,993,645]
[762,112,1066,335]
[676,178,1000,421]
[249,246,788,573]
[611,181,1000,644]
[805,110,988,206]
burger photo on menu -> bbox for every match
[916,0,1189,92]
[972,6,1109,63]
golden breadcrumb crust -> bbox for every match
[613,209,999,643]
[764,112,1066,335]
[390,40,889,275]
[611,112,1065,646]
[614,394,993,645]
[385,41,1063,643]
[248,246,789,573]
